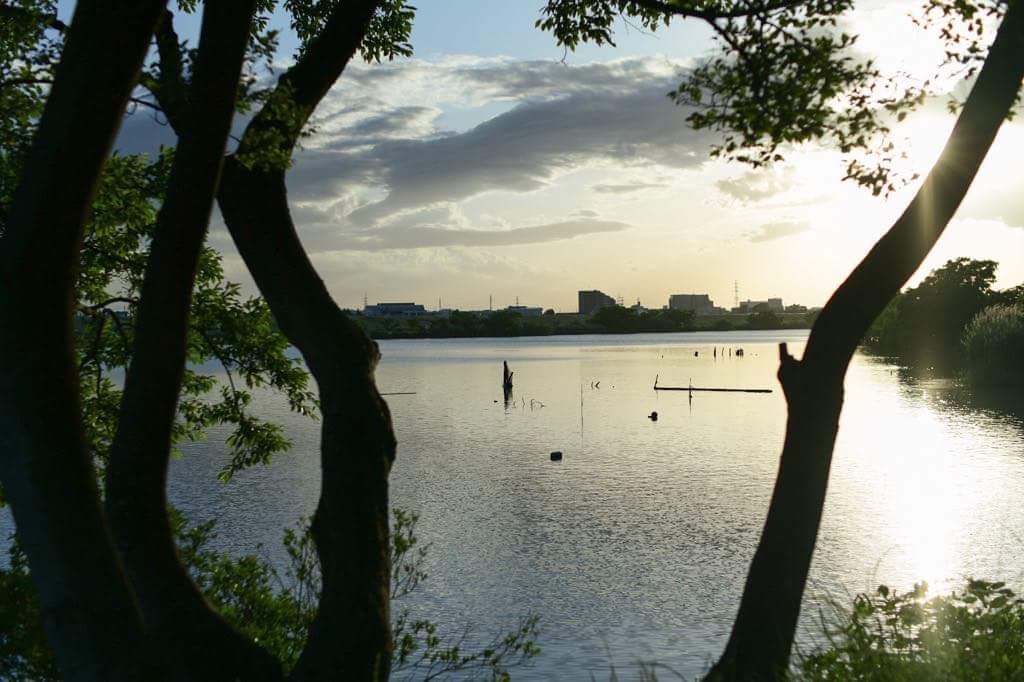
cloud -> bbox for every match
[591,181,669,194]
[716,170,794,203]
[747,221,809,242]
[344,105,439,139]
[271,57,714,226]
[343,85,709,224]
[323,218,630,251]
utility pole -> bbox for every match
[489,294,492,311]
[734,280,739,309]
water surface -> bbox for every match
[8,331,1024,679]
[166,331,1024,679]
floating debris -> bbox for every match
[653,375,770,394]
[649,411,658,421]
[550,451,563,461]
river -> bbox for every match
[7,331,1024,679]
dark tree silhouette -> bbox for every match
[0,1,169,678]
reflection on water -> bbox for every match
[167,331,1024,678]
[4,331,1023,679]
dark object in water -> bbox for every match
[653,375,771,393]
[550,451,563,461]
[503,361,514,388]
[736,348,744,357]
[648,411,658,421]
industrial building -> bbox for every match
[578,290,616,315]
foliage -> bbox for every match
[355,306,817,339]
[865,258,1003,369]
[591,305,695,333]
[746,309,781,330]
[0,0,62,238]
[799,579,1024,680]
[0,509,540,680]
[0,541,56,682]
[962,303,1024,386]
[0,4,317,495]
[538,0,1015,196]
[69,150,319,480]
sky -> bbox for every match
[93,1,1024,312]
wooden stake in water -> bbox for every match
[579,382,584,441]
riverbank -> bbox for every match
[352,309,816,340]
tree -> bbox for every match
[868,258,1001,367]
[0,1,183,677]
[540,0,1024,677]
[591,304,637,331]
[0,0,413,678]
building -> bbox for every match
[363,302,427,317]
[735,298,784,313]
[506,305,543,317]
[578,290,615,315]
[669,293,715,315]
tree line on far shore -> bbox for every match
[352,305,819,339]
[865,257,1024,385]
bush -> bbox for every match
[799,580,1024,680]
[963,304,1024,386]
[0,509,540,680]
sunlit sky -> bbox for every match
[95,0,1024,312]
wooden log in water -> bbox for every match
[653,374,771,393]
[655,385,772,394]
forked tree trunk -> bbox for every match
[708,4,1024,679]
[102,4,283,679]
[0,1,165,678]
[144,1,393,674]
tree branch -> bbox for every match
[626,0,805,22]
[0,4,69,33]
[217,3,399,678]
[235,0,383,161]
[103,2,279,679]
[0,0,166,678]
[151,9,191,132]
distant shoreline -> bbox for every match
[362,322,813,341]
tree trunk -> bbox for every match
[103,3,282,679]
[218,159,396,681]
[0,1,165,678]
[709,4,1024,678]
